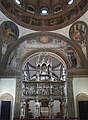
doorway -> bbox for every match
[78,101,88,120]
[0,101,11,120]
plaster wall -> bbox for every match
[0,78,16,120]
[73,77,88,117]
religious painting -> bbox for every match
[67,45,78,68]
[7,48,19,68]
[69,21,88,42]
[0,21,19,45]
[67,45,81,69]
[0,21,19,57]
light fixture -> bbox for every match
[68,0,74,5]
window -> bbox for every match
[27,4,35,13]
[53,4,62,13]
[15,0,21,5]
[68,0,74,5]
[40,8,48,15]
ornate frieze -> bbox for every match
[0,0,87,30]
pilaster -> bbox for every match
[67,76,75,117]
[14,77,22,118]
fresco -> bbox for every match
[27,36,60,44]
[7,48,19,68]
[67,46,78,68]
[7,39,81,69]
[69,21,88,42]
[69,21,88,59]
[0,21,19,57]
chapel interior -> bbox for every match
[0,0,88,120]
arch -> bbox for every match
[17,48,71,71]
[0,93,13,101]
[76,93,88,119]
[76,93,88,101]
[0,93,13,120]
[0,32,87,70]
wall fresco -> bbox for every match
[7,38,81,69]
[69,21,87,42]
[0,21,19,61]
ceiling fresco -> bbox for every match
[69,21,88,42]
[0,21,19,57]
[0,0,87,30]
[0,21,19,45]
[0,12,87,70]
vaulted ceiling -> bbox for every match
[0,0,87,30]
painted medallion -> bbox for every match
[69,21,88,42]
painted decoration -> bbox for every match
[0,21,19,45]
[39,36,50,44]
[69,21,88,42]
[7,39,80,69]
[67,45,78,68]
[27,36,60,44]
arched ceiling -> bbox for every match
[0,0,88,31]
[0,32,87,70]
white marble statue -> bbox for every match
[34,100,41,118]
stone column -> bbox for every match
[14,76,22,118]
[67,76,75,117]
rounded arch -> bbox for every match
[17,48,71,71]
[76,93,88,101]
[0,93,13,101]
[76,93,88,119]
[0,32,87,70]
[0,93,13,120]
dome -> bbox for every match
[0,0,87,30]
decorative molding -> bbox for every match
[0,0,87,31]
